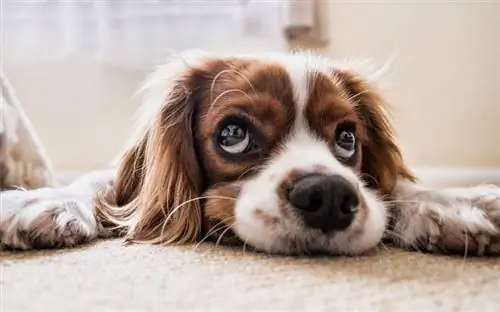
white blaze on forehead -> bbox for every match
[273,55,310,115]
[267,52,336,131]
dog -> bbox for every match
[1,50,500,256]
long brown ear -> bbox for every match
[337,70,416,195]
[96,53,207,244]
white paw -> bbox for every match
[0,189,98,250]
[392,184,500,256]
[467,184,500,254]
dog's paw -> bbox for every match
[463,184,500,254]
[391,185,500,256]
[0,189,99,250]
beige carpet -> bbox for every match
[2,240,500,311]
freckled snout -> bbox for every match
[287,174,358,232]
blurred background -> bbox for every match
[2,0,499,184]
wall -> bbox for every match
[5,58,145,170]
[321,1,500,168]
[4,1,500,172]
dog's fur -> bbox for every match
[1,51,500,256]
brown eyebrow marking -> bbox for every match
[304,70,365,170]
[305,70,360,141]
[210,68,258,104]
[209,88,255,112]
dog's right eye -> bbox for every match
[218,124,250,154]
[216,119,259,156]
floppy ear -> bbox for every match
[337,70,416,195]
[96,53,208,244]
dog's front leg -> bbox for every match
[386,180,500,256]
[0,170,116,250]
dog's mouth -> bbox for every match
[203,217,336,255]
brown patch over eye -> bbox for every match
[305,72,365,169]
[195,61,296,184]
[333,69,415,194]
[305,72,354,137]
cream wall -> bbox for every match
[320,1,500,168]
[5,59,145,171]
[5,1,500,171]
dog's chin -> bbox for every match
[231,224,384,256]
[230,188,388,256]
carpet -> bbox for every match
[2,240,499,311]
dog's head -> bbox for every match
[106,51,415,255]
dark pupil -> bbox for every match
[220,124,246,146]
[337,131,355,150]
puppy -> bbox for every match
[1,50,500,256]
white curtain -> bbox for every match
[1,0,321,172]
[2,0,316,70]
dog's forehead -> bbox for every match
[204,54,353,125]
[268,54,353,124]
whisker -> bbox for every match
[193,216,237,251]
[210,69,231,103]
[209,89,255,111]
[383,200,423,205]
[378,241,390,252]
[213,221,245,250]
[160,195,238,242]
[242,238,250,254]
[210,68,258,103]
[237,164,266,181]
[384,228,423,253]
[214,226,235,249]
[348,89,370,103]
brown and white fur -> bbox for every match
[1,50,500,256]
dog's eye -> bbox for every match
[335,130,356,158]
[217,122,255,155]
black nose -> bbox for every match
[287,174,359,232]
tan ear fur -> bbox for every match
[338,70,416,195]
[96,53,208,245]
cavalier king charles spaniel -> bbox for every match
[2,50,500,256]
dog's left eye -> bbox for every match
[335,130,356,158]
[217,122,257,155]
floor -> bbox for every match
[2,239,500,311]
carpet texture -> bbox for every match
[2,240,499,311]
